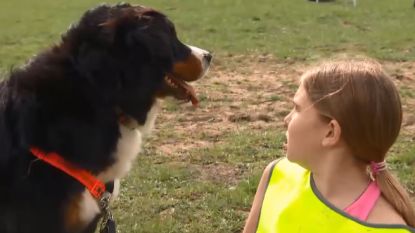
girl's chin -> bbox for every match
[286,155,294,164]
[285,152,298,163]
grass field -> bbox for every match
[0,0,414,232]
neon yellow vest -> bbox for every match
[256,158,414,233]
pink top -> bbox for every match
[343,181,381,221]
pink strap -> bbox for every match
[343,181,381,221]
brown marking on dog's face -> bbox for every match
[171,54,204,82]
[159,45,211,107]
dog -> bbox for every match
[0,3,211,233]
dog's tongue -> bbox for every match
[168,74,199,107]
[190,96,199,107]
[183,83,199,107]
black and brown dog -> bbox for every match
[0,3,211,233]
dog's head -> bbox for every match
[63,3,211,123]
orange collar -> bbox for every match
[30,147,106,199]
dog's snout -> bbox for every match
[187,45,212,64]
[204,53,213,63]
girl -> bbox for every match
[243,60,415,232]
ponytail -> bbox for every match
[376,170,415,227]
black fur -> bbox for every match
[0,3,193,233]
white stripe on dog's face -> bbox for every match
[187,45,212,79]
[188,45,208,58]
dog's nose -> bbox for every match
[203,53,213,63]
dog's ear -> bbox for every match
[75,43,123,101]
[97,20,117,46]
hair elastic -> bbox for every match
[369,161,387,180]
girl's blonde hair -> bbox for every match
[301,59,415,226]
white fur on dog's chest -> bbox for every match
[78,102,160,228]
[99,101,160,182]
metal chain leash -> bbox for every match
[99,192,116,233]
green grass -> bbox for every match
[114,130,283,233]
[1,0,415,71]
[389,136,415,194]
[189,131,284,164]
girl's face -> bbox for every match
[284,84,330,169]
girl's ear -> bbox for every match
[322,119,342,147]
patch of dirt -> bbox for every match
[149,56,415,183]
[196,162,244,186]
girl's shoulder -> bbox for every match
[367,195,407,225]
[264,159,281,171]
[262,158,285,177]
